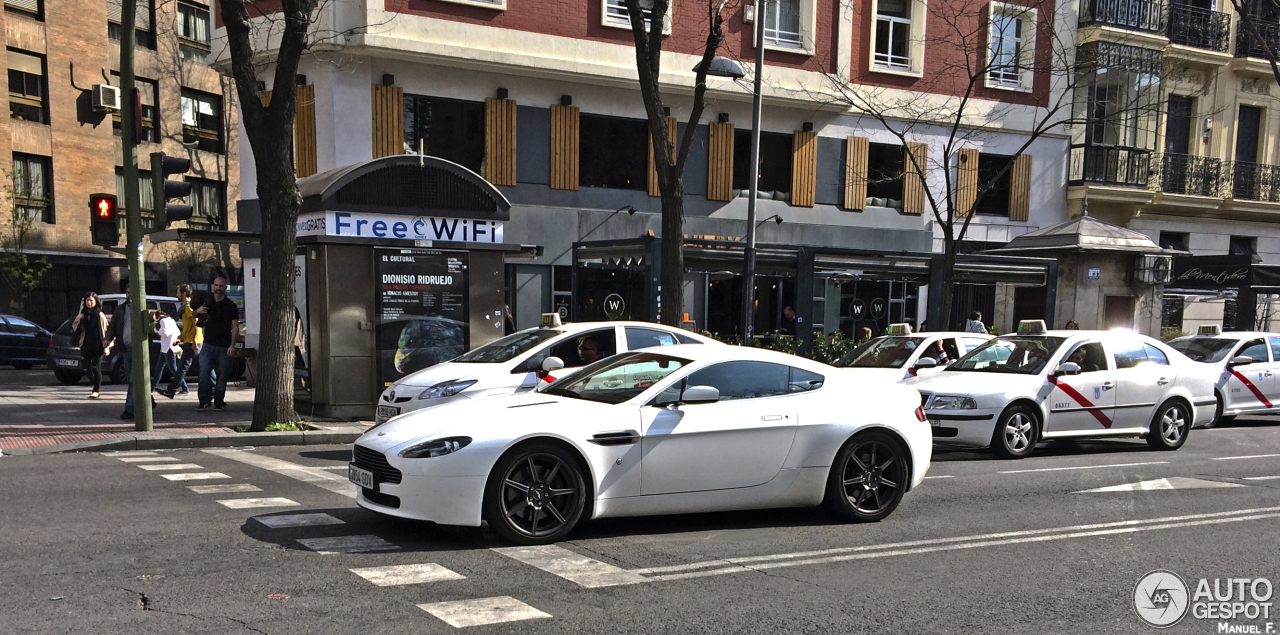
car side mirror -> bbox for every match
[914,357,937,370]
[1054,362,1081,376]
[537,356,565,379]
[680,385,719,405]
[1229,355,1255,367]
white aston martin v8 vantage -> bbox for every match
[351,345,932,544]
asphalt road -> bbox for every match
[6,420,1280,634]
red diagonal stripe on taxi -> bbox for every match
[1047,375,1112,428]
[1229,369,1273,408]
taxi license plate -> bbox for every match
[56,359,79,367]
[377,405,399,423]
[348,464,375,490]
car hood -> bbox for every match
[904,369,1044,395]
[389,362,510,389]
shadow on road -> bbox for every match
[932,438,1156,463]
[299,449,350,462]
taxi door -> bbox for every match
[1110,339,1175,429]
[1045,341,1117,433]
[1225,338,1272,412]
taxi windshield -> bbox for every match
[947,336,1066,375]
[452,329,563,363]
[834,336,926,368]
[543,352,690,404]
[1168,338,1237,363]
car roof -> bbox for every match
[620,343,828,369]
[875,331,990,338]
[527,321,717,343]
[1170,331,1277,340]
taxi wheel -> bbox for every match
[824,431,909,523]
[991,405,1039,459]
[1206,395,1233,429]
[1147,400,1189,451]
[483,443,586,545]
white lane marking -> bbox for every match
[418,596,551,628]
[643,511,1280,583]
[161,472,230,481]
[631,505,1280,576]
[254,513,345,528]
[138,463,205,471]
[188,484,262,494]
[924,475,954,479]
[493,545,648,588]
[203,449,355,499]
[1211,454,1280,461]
[1076,477,1247,493]
[316,466,348,471]
[297,535,399,554]
[351,563,465,586]
[217,497,300,509]
[999,461,1167,474]
[1244,476,1280,481]
[104,451,158,457]
[117,457,179,463]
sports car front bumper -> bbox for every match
[356,473,488,527]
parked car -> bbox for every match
[47,294,195,385]
[1167,325,1280,427]
[0,314,51,369]
[830,323,994,381]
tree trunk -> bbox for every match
[248,142,300,430]
[659,178,684,326]
[940,234,957,331]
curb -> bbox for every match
[0,426,369,456]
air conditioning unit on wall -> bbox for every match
[91,84,121,112]
[1134,254,1173,284]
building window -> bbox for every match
[186,178,225,228]
[1229,235,1257,256]
[5,0,41,19]
[108,0,155,49]
[177,2,211,63]
[866,142,905,208]
[764,0,803,48]
[874,0,914,70]
[988,3,1036,90]
[602,0,671,33]
[1069,42,1162,187]
[181,89,223,153]
[13,153,51,223]
[733,130,793,199]
[580,114,648,191]
[974,153,1013,216]
[109,74,159,143]
[115,168,154,218]
[8,49,45,124]
[402,94,485,175]
[1158,231,1188,251]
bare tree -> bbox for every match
[0,168,52,314]
[1231,0,1280,88]
[624,0,728,326]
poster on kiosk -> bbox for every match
[375,248,469,388]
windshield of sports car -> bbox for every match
[833,336,926,368]
[452,329,563,363]
[947,336,1066,375]
[1168,338,1238,363]
[543,352,690,404]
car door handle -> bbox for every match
[1101,382,1115,390]
[1267,372,1275,378]
[1157,378,1170,386]
[760,415,784,421]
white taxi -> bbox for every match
[375,315,715,425]
[1168,325,1280,426]
[831,323,994,381]
[905,321,1217,459]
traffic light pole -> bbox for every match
[119,0,152,432]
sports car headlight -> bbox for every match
[398,437,472,459]
[418,379,477,400]
[930,395,977,410]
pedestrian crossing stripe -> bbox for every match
[1076,477,1248,493]
[492,545,648,588]
[188,484,262,494]
[297,535,399,554]
[161,472,230,481]
[138,463,204,471]
[418,596,550,628]
[217,497,300,509]
[350,563,465,586]
[254,513,344,528]
[117,457,179,463]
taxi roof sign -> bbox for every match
[1197,324,1223,336]
[1017,320,1047,335]
[540,312,563,328]
[887,323,913,335]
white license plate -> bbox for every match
[56,359,79,367]
[377,405,399,423]
[348,464,375,490]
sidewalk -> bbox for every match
[0,368,368,452]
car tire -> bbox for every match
[1147,400,1190,451]
[824,430,909,523]
[53,370,83,385]
[991,405,1039,459]
[13,362,34,370]
[110,360,126,385]
[483,442,587,545]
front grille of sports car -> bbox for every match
[352,445,403,485]
[918,392,932,408]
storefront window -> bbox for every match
[402,94,485,175]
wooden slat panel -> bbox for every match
[707,122,734,202]
[844,136,869,210]
[956,147,979,216]
[484,98,517,186]
[648,117,678,197]
[1008,154,1032,221]
[371,84,404,159]
[903,142,928,215]
[294,85,317,178]
[790,131,818,207]
[549,104,579,190]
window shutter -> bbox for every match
[902,142,928,215]
[370,84,404,159]
[844,136,869,210]
[956,148,979,216]
[484,97,518,186]
[5,0,39,14]
[108,0,152,30]
[7,50,41,75]
[707,121,734,202]
[1008,153,1032,221]
[294,85,317,178]
[648,116,677,197]
[791,130,818,207]
[550,104,579,190]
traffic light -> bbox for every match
[150,152,192,230]
[89,193,119,247]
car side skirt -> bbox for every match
[591,467,827,520]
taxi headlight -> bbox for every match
[418,380,477,400]
[399,437,472,459]
[931,395,977,410]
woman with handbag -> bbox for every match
[71,292,108,398]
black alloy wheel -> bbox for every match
[825,431,909,523]
[484,443,586,545]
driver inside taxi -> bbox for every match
[577,335,602,365]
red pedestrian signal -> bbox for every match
[94,195,116,220]
[89,193,119,247]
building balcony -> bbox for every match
[1167,4,1231,52]
[1153,154,1224,197]
[1079,0,1163,33]
[1236,20,1280,59]
[1070,145,1153,188]
[1229,161,1280,202]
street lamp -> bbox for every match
[757,214,783,228]
[738,0,767,341]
